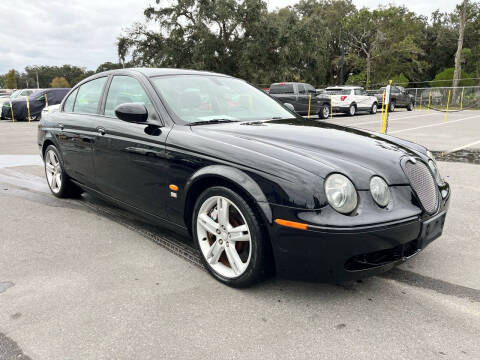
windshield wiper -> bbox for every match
[189,119,239,126]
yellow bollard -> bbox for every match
[307,94,311,119]
[428,92,431,112]
[460,88,464,110]
[380,90,386,132]
[444,90,451,122]
[330,95,333,119]
[45,94,49,107]
[26,96,31,122]
[382,80,392,134]
[10,101,15,122]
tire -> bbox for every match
[348,104,356,116]
[407,102,414,111]
[192,186,268,288]
[370,102,378,114]
[389,101,396,112]
[318,104,330,119]
[44,145,83,198]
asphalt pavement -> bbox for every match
[0,114,479,360]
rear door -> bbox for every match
[296,84,310,114]
[93,74,170,219]
[55,77,107,187]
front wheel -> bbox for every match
[318,104,330,119]
[389,101,396,112]
[193,186,267,287]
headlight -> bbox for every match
[324,174,358,214]
[426,151,444,185]
[370,176,390,207]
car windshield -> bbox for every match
[151,75,294,124]
[10,90,21,98]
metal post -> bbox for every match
[460,87,464,110]
[26,96,31,122]
[307,94,311,119]
[444,90,451,122]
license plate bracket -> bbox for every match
[419,212,446,249]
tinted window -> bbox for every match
[354,89,362,95]
[269,83,294,94]
[298,84,306,94]
[104,76,153,118]
[21,90,33,96]
[305,84,316,94]
[63,89,78,112]
[73,77,107,114]
[325,88,351,95]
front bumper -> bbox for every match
[268,186,450,283]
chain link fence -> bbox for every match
[405,86,480,111]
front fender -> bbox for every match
[184,165,273,223]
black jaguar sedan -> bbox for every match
[38,68,450,287]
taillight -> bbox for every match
[340,96,348,101]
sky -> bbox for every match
[0,0,460,74]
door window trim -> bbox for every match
[64,76,108,116]
[99,74,161,124]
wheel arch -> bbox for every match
[183,166,273,235]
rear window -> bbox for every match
[325,88,351,95]
[269,83,294,94]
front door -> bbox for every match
[93,75,171,220]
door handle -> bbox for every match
[97,127,106,136]
[58,123,64,130]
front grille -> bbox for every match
[404,160,439,214]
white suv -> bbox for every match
[325,86,378,116]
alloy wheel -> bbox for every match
[323,106,329,118]
[45,149,62,193]
[196,196,252,278]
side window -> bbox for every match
[354,89,362,96]
[298,84,306,94]
[63,88,78,113]
[104,76,154,118]
[305,84,316,94]
[73,77,107,114]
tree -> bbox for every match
[431,67,475,87]
[4,69,17,89]
[96,62,125,73]
[452,1,469,90]
[50,77,70,88]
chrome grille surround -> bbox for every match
[403,159,439,214]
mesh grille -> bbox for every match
[404,160,439,214]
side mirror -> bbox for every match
[115,103,148,123]
[283,103,295,111]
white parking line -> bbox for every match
[446,140,480,153]
[389,114,480,134]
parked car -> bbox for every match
[372,85,415,111]
[0,88,38,108]
[1,88,69,121]
[269,82,331,119]
[38,68,450,287]
[325,86,378,116]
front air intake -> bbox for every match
[404,160,439,214]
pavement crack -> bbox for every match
[381,268,480,303]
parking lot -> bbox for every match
[1,110,479,359]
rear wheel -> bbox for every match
[193,186,267,287]
[348,104,356,116]
[44,145,83,198]
[370,102,378,114]
[407,102,414,111]
[318,104,330,119]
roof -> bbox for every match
[325,86,363,89]
[98,67,231,78]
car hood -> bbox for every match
[192,118,424,189]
